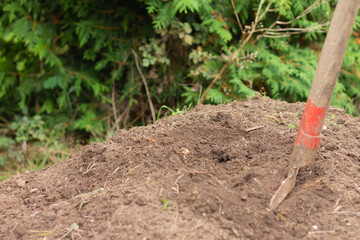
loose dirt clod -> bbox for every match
[0,97,359,239]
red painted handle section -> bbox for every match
[295,99,327,149]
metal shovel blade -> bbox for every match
[269,168,299,210]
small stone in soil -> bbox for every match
[240,190,248,201]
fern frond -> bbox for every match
[174,0,200,14]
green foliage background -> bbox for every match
[1,0,360,175]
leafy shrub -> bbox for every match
[0,115,69,179]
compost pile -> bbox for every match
[1,96,359,240]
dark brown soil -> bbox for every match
[1,96,360,240]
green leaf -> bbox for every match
[0,136,15,149]
[3,3,25,22]
[72,109,98,132]
[75,21,92,47]
[142,59,150,67]
[43,76,63,89]
[39,99,54,114]
[174,0,200,14]
[206,88,227,104]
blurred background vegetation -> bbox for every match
[1,0,360,179]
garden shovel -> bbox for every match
[269,0,360,210]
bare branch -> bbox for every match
[255,0,265,23]
[277,0,330,25]
[230,0,244,34]
[257,0,274,24]
[262,34,290,38]
[257,25,328,33]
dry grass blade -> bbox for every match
[111,54,129,131]
[132,49,156,122]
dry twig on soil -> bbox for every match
[246,125,264,132]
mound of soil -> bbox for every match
[1,96,360,240]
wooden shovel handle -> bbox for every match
[310,0,360,107]
[290,0,360,169]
